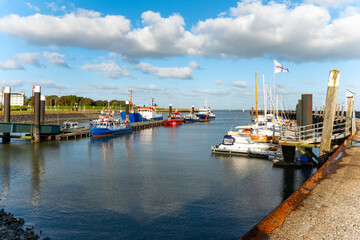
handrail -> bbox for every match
[279,117,352,142]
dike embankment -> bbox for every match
[241,119,360,240]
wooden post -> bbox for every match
[40,95,46,123]
[336,103,340,117]
[341,102,345,117]
[125,101,129,122]
[3,87,11,143]
[33,86,41,143]
[319,70,340,165]
[346,90,355,135]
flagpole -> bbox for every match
[273,60,276,117]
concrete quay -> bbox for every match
[241,119,360,240]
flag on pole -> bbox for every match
[274,60,289,73]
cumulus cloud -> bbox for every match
[17,52,42,67]
[82,62,130,79]
[134,62,193,79]
[43,52,70,68]
[0,60,24,70]
[1,2,360,61]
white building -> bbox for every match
[0,92,26,106]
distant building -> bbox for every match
[0,92,25,106]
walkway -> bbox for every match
[269,119,360,239]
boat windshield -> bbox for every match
[246,138,255,144]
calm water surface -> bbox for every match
[0,111,315,239]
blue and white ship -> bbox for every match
[90,113,132,138]
[196,102,215,121]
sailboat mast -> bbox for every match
[255,72,258,124]
[263,74,266,118]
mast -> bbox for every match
[263,74,266,118]
[255,72,258,124]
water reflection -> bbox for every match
[31,143,45,206]
[1,146,10,200]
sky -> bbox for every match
[0,0,359,110]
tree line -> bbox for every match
[26,95,126,107]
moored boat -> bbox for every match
[137,98,163,121]
[184,113,200,123]
[164,112,182,126]
[196,103,215,121]
[211,134,277,159]
[90,114,132,138]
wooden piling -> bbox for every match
[40,95,46,123]
[3,87,11,143]
[33,86,41,143]
[341,102,345,117]
[319,70,340,165]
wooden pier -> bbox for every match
[55,120,165,140]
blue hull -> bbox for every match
[120,112,163,122]
[91,125,132,137]
[196,114,216,120]
[184,118,200,123]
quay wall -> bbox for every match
[240,118,359,240]
[7,112,100,124]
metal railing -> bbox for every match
[279,117,352,142]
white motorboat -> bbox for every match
[211,134,277,159]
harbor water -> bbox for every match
[0,111,315,239]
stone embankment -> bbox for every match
[0,208,49,240]
[7,111,101,124]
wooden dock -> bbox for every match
[55,120,165,140]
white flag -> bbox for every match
[274,60,289,73]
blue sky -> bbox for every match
[0,0,359,110]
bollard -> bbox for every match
[40,95,46,123]
[33,86,41,143]
[192,105,194,114]
[3,87,11,143]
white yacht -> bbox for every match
[211,135,277,159]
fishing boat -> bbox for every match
[164,112,182,126]
[184,113,200,123]
[137,98,163,121]
[90,114,132,138]
[196,101,215,121]
[211,135,277,159]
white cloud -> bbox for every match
[0,60,24,70]
[304,0,355,8]
[26,2,40,12]
[43,52,70,68]
[0,80,26,87]
[17,52,42,67]
[232,81,248,88]
[2,2,360,61]
[82,62,130,79]
[31,80,67,89]
[189,61,199,69]
[134,62,193,79]
[303,80,316,85]
[215,80,248,88]
[193,89,230,95]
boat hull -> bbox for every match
[90,125,132,138]
[184,118,200,123]
[164,121,182,126]
[197,114,215,121]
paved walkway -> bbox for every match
[269,119,360,239]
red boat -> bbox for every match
[164,113,182,126]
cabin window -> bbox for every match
[222,136,235,145]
